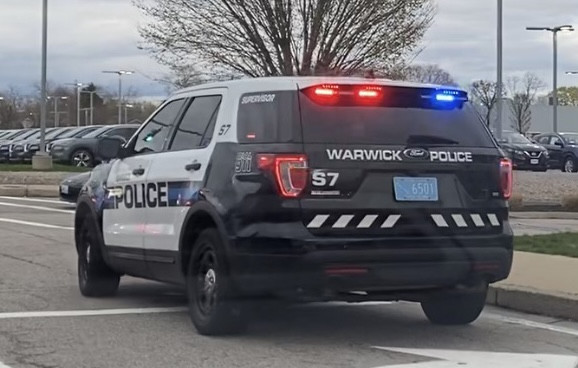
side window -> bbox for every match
[105,127,136,140]
[169,96,222,151]
[537,136,549,144]
[550,136,562,145]
[134,99,185,154]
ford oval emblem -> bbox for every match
[403,148,429,160]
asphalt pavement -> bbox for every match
[0,197,576,368]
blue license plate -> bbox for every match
[393,177,438,201]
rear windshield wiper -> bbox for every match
[406,135,460,146]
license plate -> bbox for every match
[60,185,69,195]
[530,159,539,164]
[393,177,438,201]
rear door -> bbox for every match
[297,83,507,238]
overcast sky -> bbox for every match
[1,0,577,99]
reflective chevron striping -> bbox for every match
[381,214,401,228]
[487,214,500,227]
[357,214,378,228]
[470,214,485,227]
[332,214,355,228]
[307,214,330,228]
[431,214,449,227]
[451,214,468,228]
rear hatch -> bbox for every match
[296,83,510,238]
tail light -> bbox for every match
[500,158,513,199]
[257,154,308,198]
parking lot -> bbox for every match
[0,197,575,367]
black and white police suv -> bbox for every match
[74,77,514,335]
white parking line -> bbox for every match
[0,218,73,231]
[0,201,74,214]
[0,196,71,206]
[485,313,578,337]
[0,361,12,368]
[0,307,187,320]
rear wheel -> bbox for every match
[71,149,93,167]
[563,156,577,173]
[186,228,246,335]
[421,284,488,325]
[77,218,120,297]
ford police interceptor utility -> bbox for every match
[74,77,513,335]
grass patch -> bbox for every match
[515,232,578,258]
[0,163,89,173]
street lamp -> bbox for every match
[566,71,578,75]
[47,96,68,127]
[102,70,134,124]
[526,25,575,133]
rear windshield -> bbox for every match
[299,89,494,147]
[237,88,495,147]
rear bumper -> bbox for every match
[229,230,513,297]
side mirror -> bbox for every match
[97,137,125,161]
[554,141,564,147]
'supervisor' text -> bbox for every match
[326,149,473,163]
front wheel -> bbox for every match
[77,218,120,297]
[562,156,577,173]
[421,284,488,325]
[186,228,246,335]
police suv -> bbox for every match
[75,77,513,335]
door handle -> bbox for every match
[132,168,145,176]
[185,162,202,171]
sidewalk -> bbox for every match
[488,251,578,321]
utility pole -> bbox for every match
[495,0,503,139]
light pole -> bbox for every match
[47,96,68,127]
[496,0,503,139]
[66,81,85,127]
[123,104,134,124]
[32,0,51,169]
[102,70,134,124]
[526,25,575,133]
[80,90,97,125]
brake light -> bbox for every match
[500,158,513,200]
[257,154,308,198]
[357,86,383,99]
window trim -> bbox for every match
[166,94,223,152]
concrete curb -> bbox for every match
[0,184,59,198]
[510,211,578,220]
[487,285,578,321]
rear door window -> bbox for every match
[237,91,301,143]
[169,95,222,151]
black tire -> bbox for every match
[421,284,488,325]
[77,217,120,297]
[562,156,578,173]
[186,228,246,335]
[71,149,94,168]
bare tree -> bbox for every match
[0,86,23,129]
[135,0,435,78]
[507,73,545,134]
[399,64,457,86]
[469,80,499,127]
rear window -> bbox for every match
[237,91,301,143]
[299,86,494,147]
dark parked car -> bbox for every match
[50,124,139,167]
[59,171,91,203]
[13,125,101,161]
[497,131,548,171]
[0,129,41,161]
[534,132,578,172]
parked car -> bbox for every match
[13,125,101,161]
[9,127,72,162]
[59,171,91,203]
[534,132,578,172]
[0,129,40,161]
[496,131,548,171]
[51,124,139,167]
